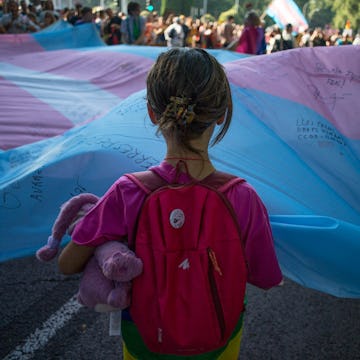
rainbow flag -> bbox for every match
[266,0,309,32]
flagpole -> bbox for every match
[261,0,273,20]
[235,0,239,11]
[203,0,208,14]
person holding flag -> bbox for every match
[121,1,146,45]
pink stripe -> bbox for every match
[6,50,153,98]
[269,0,307,29]
[269,1,289,25]
[280,0,307,28]
[0,34,44,59]
[0,76,73,150]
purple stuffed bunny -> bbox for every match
[36,193,143,312]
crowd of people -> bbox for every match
[1,0,359,53]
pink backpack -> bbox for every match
[125,169,248,355]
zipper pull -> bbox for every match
[158,328,163,343]
[208,248,223,276]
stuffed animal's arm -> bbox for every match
[58,240,95,275]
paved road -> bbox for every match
[1,255,359,360]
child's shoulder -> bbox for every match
[113,163,167,192]
[223,176,260,196]
[217,173,264,205]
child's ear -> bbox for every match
[147,103,158,125]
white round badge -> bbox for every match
[169,209,185,229]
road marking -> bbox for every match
[4,296,81,360]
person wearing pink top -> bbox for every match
[236,10,261,55]
[58,48,282,359]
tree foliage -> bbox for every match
[300,0,334,28]
[332,0,359,31]
[159,0,270,19]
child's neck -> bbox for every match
[164,129,216,180]
[164,152,216,180]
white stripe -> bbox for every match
[3,296,82,360]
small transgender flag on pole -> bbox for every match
[266,0,309,33]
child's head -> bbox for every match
[146,48,232,153]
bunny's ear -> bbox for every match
[36,193,99,262]
[52,193,99,240]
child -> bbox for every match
[58,48,283,359]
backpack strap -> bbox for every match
[126,170,245,194]
[125,170,168,194]
[201,171,245,193]
[125,160,191,191]
[125,171,168,249]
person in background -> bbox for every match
[152,15,167,46]
[19,0,41,31]
[121,1,145,45]
[19,0,28,17]
[179,14,189,47]
[235,10,260,54]
[202,21,218,49]
[190,18,202,48]
[281,23,296,50]
[311,27,327,47]
[27,11,41,31]
[39,0,59,23]
[94,9,106,38]
[68,2,82,25]
[29,0,42,18]
[59,7,70,21]
[299,28,312,47]
[74,6,93,26]
[256,19,266,54]
[336,33,353,45]
[268,25,283,53]
[40,9,56,28]
[0,0,38,33]
[104,7,122,45]
[353,32,360,45]
[182,16,193,47]
[164,16,184,47]
[219,15,234,48]
[143,11,155,45]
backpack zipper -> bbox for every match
[207,247,225,340]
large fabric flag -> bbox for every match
[266,0,309,32]
[0,24,359,298]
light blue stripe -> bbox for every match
[79,45,249,63]
[33,23,105,50]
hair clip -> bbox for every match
[168,96,196,125]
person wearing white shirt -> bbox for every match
[164,17,184,47]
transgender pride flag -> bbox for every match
[1,24,359,298]
[266,0,309,32]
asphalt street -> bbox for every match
[0,255,359,360]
